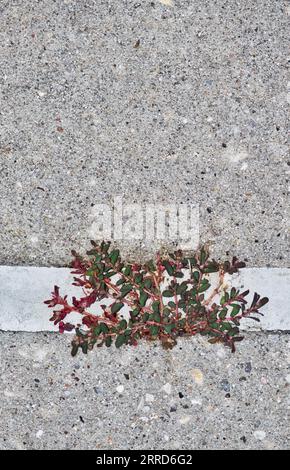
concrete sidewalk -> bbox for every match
[0,0,289,452]
[0,331,289,450]
[0,0,289,267]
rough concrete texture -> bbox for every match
[0,0,289,267]
[1,265,290,332]
[0,331,289,450]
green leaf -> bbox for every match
[220,292,229,305]
[175,271,184,278]
[100,323,109,334]
[81,342,88,354]
[130,307,140,317]
[150,325,159,336]
[163,290,174,297]
[105,336,112,347]
[203,262,219,273]
[231,304,241,317]
[94,325,102,336]
[120,284,133,297]
[189,257,197,267]
[139,290,148,307]
[115,334,126,348]
[219,308,227,320]
[151,301,160,313]
[178,318,186,328]
[86,268,95,277]
[199,248,209,265]
[86,249,98,256]
[109,249,120,266]
[123,265,132,276]
[168,301,176,309]
[135,274,143,284]
[143,312,149,322]
[164,323,176,333]
[118,319,127,330]
[163,261,174,276]
[153,312,161,322]
[178,297,186,307]
[230,287,237,298]
[111,302,124,314]
[143,278,152,289]
[198,282,210,293]
[228,327,239,337]
[71,343,79,357]
[176,282,187,295]
[192,271,200,283]
[220,322,232,331]
[146,260,155,272]
[105,270,116,278]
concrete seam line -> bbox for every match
[0,266,289,332]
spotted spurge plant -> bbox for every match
[44,241,268,356]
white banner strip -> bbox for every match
[0,266,289,332]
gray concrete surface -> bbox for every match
[1,265,290,332]
[0,0,289,267]
[0,330,289,450]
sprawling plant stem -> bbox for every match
[45,242,269,355]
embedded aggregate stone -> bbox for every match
[0,331,289,450]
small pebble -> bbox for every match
[137,397,145,411]
[162,383,172,394]
[36,430,43,439]
[245,362,252,373]
[216,348,227,359]
[179,415,191,425]
[220,379,230,392]
[145,393,155,403]
[192,369,204,385]
[191,399,202,406]
[285,374,290,384]
[116,385,124,394]
[254,430,266,441]
[143,406,150,413]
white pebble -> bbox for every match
[116,385,124,394]
[216,348,227,359]
[191,398,202,406]
[36,430,43,439]
[179,415,191,425]
[159,0,173,6]
[254,430,266,441]
[285,374,290,384]
[162,383,172,394]
[145,393,155,403]
[192,369,204,385]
